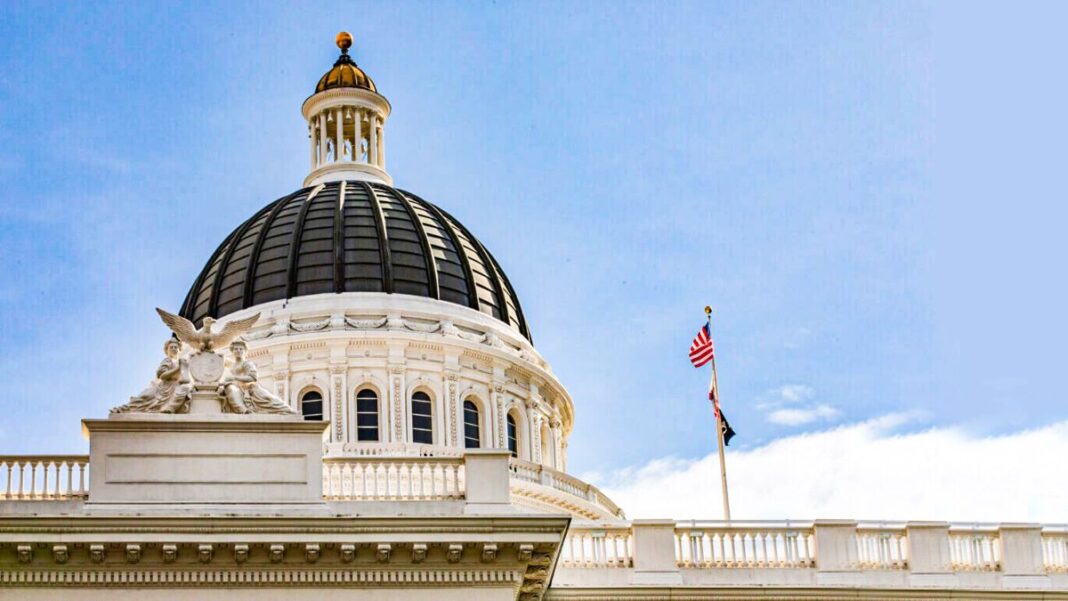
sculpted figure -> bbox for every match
[111,338,191,413]
[219,340,296,414]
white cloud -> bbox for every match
[588,415,1068,523]
[767,403,841,425]
[756,384,838,426]
[776,384,814,403]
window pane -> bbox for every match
[463,400,480,449]
[354,389,379,441]
[507,414,518,457]
[301,391,323,421]
[411,391,433,444]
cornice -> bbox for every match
[0,514,571,534]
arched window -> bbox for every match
[300,390,323,421]
[463,400,481,449]
[506,413,519,458]
[356,389,379,441]
[411,391,433,444]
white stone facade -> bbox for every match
[222,292,572,473]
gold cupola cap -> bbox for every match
[314,32,376,94]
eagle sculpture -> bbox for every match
[155,308,261,352]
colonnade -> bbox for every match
[308,106,385,170]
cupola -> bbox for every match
[302,32,392,187]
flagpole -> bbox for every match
[706,306,732,522]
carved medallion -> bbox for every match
[189,351,225,383]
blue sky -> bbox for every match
[0,1,1065,491]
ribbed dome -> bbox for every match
[180,181,530,340]
[315,50,377,93]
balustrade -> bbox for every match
[856,525,909,569]
[0,456,88,500]
[322,457,464,500]
[508,457,624,519]
[675,521,815,568]
[561,526,634,568]
[1044,531,1068,573]
[949,527,1001,571]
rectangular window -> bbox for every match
[356,391,379,442]
[411,392,433,444]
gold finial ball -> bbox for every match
[336,31,353,51]
[704,305,712,315]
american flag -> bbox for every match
[689,323,714,368]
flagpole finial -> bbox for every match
[704,305,712,316]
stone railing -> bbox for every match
[855,523,909,569]
[949,524,1002,571]
[675,520,816,568]
[560,524,634,568]
[553,520,1068,591]
[0,456,89,500]
[322,455,465,500]
[1044,529,1068,573]
[323,441,463,458]
[508,457,625,520]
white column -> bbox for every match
[335,108,343,163]
[354,109,363,163]
[369,114,379,166]
[309,123,317,169]
[378,123,385,168]
[317,112,326,166]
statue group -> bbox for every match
[111,309,296,415]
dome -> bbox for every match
[180,181,530,340]
[315,49,377,93]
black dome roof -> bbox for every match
[180,181,530,341]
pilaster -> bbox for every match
[906,521,956,588]
[815,520,860,586]
[1000,523,1050,589]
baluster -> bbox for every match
[435,463,443,498]
[419,461,427,499]
[63,461,71,499]
[422,463,430,498]
[675,532,684,567]
[436,463,445,498]
[717,532,727,566]
[373,462,381,499]
[28,460,38,498]
[3,461,10,499]
[457,463,465,498]
[414,462,423,499]
[402,462,411,499]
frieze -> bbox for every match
[0,567,524,588]
[345,316,388,329]
[290,317,331,332]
